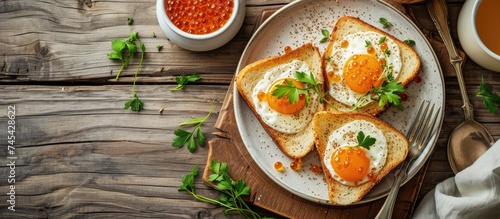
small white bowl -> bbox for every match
[156,0,245,51]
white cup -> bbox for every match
[457,0,500,72]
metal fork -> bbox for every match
[375,101,440,219]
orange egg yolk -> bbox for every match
[331,147,370,183]
[261,78,306,114]
[343,54,384,94]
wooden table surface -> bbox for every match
[1,0,499,218]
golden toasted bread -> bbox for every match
[323,16,420,115]
[236,43,324,158]
[312,111,408,205]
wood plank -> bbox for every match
[0,0,292,82]
[0,84,240,218]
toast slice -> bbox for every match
[312,111,408,205]
[236,43,324,158]
[323,16,420,115]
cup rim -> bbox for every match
[472,0,500,60]
[158,0,239,40]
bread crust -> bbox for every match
[312,111,409,205]
[323,16,421,115]
[236,43,325,158]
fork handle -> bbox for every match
[374,164,407,219]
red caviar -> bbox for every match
[310,164,322,174]
[290,158,302,171]
[274,161,285,172]
[165,0,234,35]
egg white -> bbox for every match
[323,120,388,186]
[251,60,322,134]
[325,31,402,107]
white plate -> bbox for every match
[233,0,445,205]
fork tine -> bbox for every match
[407,101,431,143]
[418,104,440,149]
[410,101,440,152]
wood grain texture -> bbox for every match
[1,0,500,218]
[0,0,291,82]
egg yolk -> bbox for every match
[343,54,384,94]
[265,78,306,114]
[331,147,370,183]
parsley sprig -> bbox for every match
[356,131,376,150]
[354,73,405,110]
[180,160,273,219]
[172,106,212,152]
[170,74,202,91]
[107,31,144,80]
[476,75,500,113]
[272,71,335,109]
[107,31,146,111]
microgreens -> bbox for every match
[271,71,335,109]
[476,75,500,113]
[172,106,212,152]
[170,74,201,91]
[127,17,134,25]
[107,31,146,111]
[357,131,376,150]
[379,17,393,28]
[365,40,372,47]
[151,32,157,37]
[404,39,416,46]
[179,160,273,218]
[156,45,163,51]
[320,29,330,43]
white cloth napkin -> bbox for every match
[412,139,500,219]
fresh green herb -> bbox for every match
[357,131,376,150]
[379,17,392,28]
[325,56,333,62]
[365,40,372,47]
[107,31,144,80]
[476,75,500,113]
[172,106,212,152]
[404,39,416,46]
[179,160,273,219]
[354,73,405,110]
[272,79,311,106]
[124,93,143,111]
[320,29,330,43]
[379,36,387,44]
[152,32,157,37]
[156,45,163,51]
[127,17,134,25]
[107,31,146,111]
[170,74,202,91]
[384,48,391,56]
[272,71,335,109]
[372,77,405,109]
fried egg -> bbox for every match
[323,120,387,186]
[325,31,402,107]
[251,60,322,134]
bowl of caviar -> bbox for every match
[156,0,245,51]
